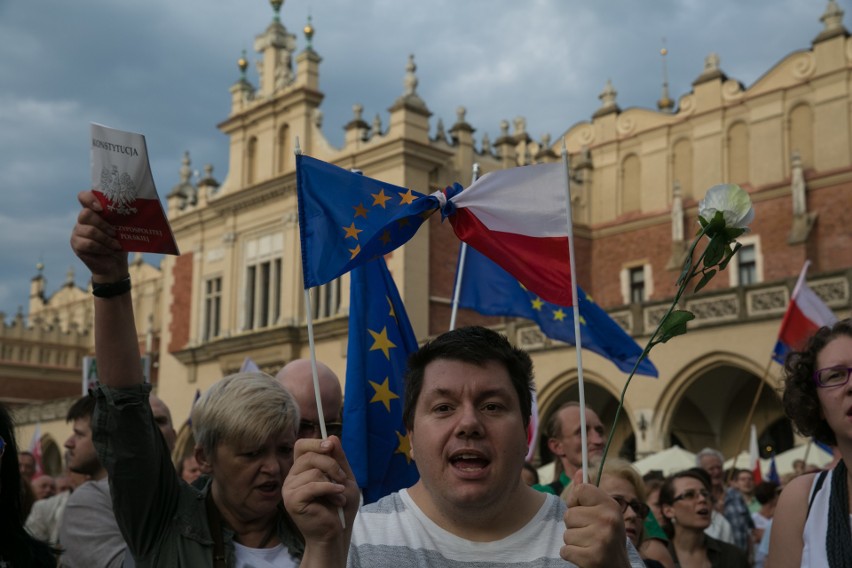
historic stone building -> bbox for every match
[10,1,852,472]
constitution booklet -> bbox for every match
[90,123,179,255]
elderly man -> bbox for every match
[276,359,343,439]
[285,326,646,568]
[535,401,605,494]
[697,448,754,553]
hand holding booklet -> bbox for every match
[90,123,179,255]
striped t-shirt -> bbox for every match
[347,488,645,567]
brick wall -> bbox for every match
[168,253,193,353]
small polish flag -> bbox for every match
[772,261,837,364]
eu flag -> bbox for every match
[342,256,420,503]
[456,246,658,377]
[296,154,441,288]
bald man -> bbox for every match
[275,359,343,439]
[149,393,177,454]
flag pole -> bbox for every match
[294,137,346,529]
[561,140,589,483]
[731,261,811,473]
[449,163,480,331]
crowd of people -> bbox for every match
[0,190,847,567]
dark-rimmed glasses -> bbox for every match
[812,366,852,388]
[298,419,342,439]
[672,488,711,503]
[612,495,650,518]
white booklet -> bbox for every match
[90,123,179,255]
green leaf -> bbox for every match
[703,235,726,267]
[719,242,742,271]
[694,269,717,293]
[698,216,708,229]
[724,227,746,240]
[657,309,695,343]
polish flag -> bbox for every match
[90,123,179,255]
[447,163,573,306]
[772,261,837,364]
[749,424,762,484]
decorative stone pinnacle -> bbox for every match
[270,0,283,22]
[821,0,844,32]
[599,79,617,108]
[180,151,192,184]
[304,14,314,50]
[403,54,418,97]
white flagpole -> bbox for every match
[448,163,480,331]
[294,137,346,528]
[791,259,811,300]
[561,140,589,483]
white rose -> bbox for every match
[698,183,754,230]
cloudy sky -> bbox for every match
[0,0,841,316]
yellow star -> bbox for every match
[368,326,396,359]
[342,222,362,240]
[419,209,435,220]
[387,296,396,319]
[553,309,566,321]
[397,217,410,229]
[395,431,413,464]
[585,293,595,303]
[579,315,587,326]
[372,189,391,208]
[379,230,392,245]
[398,189,417,205]
[353,203,369,219]
[348,244,361,259]
[531,298,544,311]
[369,377,399,412]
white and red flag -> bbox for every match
[90,123,179,255]
[772,261,837,363]
[748,424,762,484]
[446,162,573,306]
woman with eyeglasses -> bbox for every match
[579,459,675,568]
[0,404,58,566]
[769,318,852,568]
[658,470,748,568]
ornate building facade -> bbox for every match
[10,1,852,471]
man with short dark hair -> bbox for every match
[285,326,646,568]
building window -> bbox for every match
[737,244,757,286]
[728,235,762,287]
[620,263,654,305]
[312,279,341,321]
[203,277,222,341]
[243,234,284,331]
[630,267,645,304]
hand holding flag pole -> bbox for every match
[294,137,346,529]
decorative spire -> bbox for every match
[435,118,447,142]
[65,266,75,287]
[35,261,44,278]
[481,132,492,155]
[593,79,620,118]
[372,113,382,137]
[389,54,429,115]
[238,49,249,82]
[692,52,727,86]
[657,39,674,113]
[403,54,418,97]
[813,0,847,43]
[270,0,283,22]
[179,151,192,184]
[304,13,314,50]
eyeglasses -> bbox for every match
[672,488,711,503]
[298,419,342,439]
[612,495,649,518]
[812,366,852,388]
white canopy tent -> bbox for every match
[632,446,697,476]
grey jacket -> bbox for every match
[91,384,304,567]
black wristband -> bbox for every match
[92,276,131,298]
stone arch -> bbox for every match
[788,103,813,170]
[656,351,791,458]
[671,138,693,199]
[726,122,749,184]
[39,434,63,476]
[536,370,637,465]
[620,154,641,214]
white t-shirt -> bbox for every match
[348,488,645,567]
[233,541,298,568]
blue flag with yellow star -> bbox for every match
[456,246,658,377]
[296,154,441,289]
[342,256,420,503]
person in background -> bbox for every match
[696,448,752,552]
[177,454,202,484]
[769,319,852,568]
[750,481,779,568]
[643,476,666,529]
[521,461,539,486]
[0,404,57,567]
[582,458,675,568]
[731,468,758,513]
[31,475,56,501]
[18,450,37,483]
[659,469,748,568]
[534,401,605,494]
[276,359,343,440]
